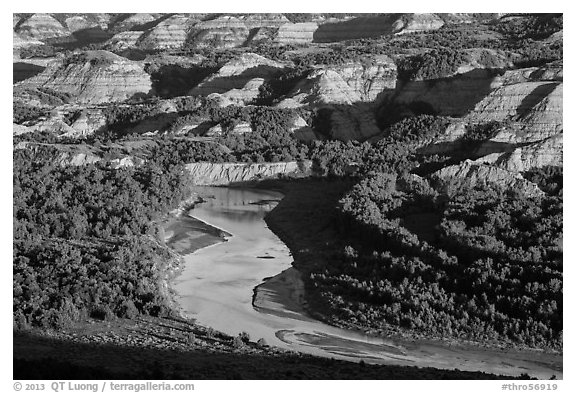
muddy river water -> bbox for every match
[171,187,562,379]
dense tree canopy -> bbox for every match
[13,148,191,329]
[308,170,562,349]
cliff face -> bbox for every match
[275,22,318,44]
[393,13,445,35]
[17,50,152,104]
[326,56,397,103]
[185,161,312,185]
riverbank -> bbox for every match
[163,194,231,255]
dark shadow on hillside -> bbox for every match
[516,82,559,117]
[400,212,441,244]
[104,112,180,138]
[13,330,512,380]
[13,62,45,83]
[186,121,215,136]
[313,14,400,43]
[125,91,156,104]
[150,64,219,98]
[376,100,437,130]
[244,27,261,46]
[47,27,113,51]
[72,27,112,44]
[390,68,502,118]
[417,139,525,160]
[126,112,180,135]
[312,102,390,142]
[191,64,285,96]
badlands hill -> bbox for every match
[14,13,563,181]
[15,50,152,104]
[13,13,564,379]
[13,12,503,53]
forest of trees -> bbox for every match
[307,169,562,349]
[397,49,469,81]
[13,148,191,329]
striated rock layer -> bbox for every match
[278,55,397,107]
[466,82,561,126]
[278,69,363,106]
[474,133,563,172]
[276,62,394,141]
[137,14,199,50]
[275,22,318,44]
[327,55,397,103]
[393,13,445,35]
[15,13,69,41]
[188,16,250,49]
[419,63,563,158]
[185,161,312,185]
[16,50,152,105]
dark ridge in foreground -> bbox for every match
[14,331,522,380]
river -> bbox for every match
[171,186,562,379]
